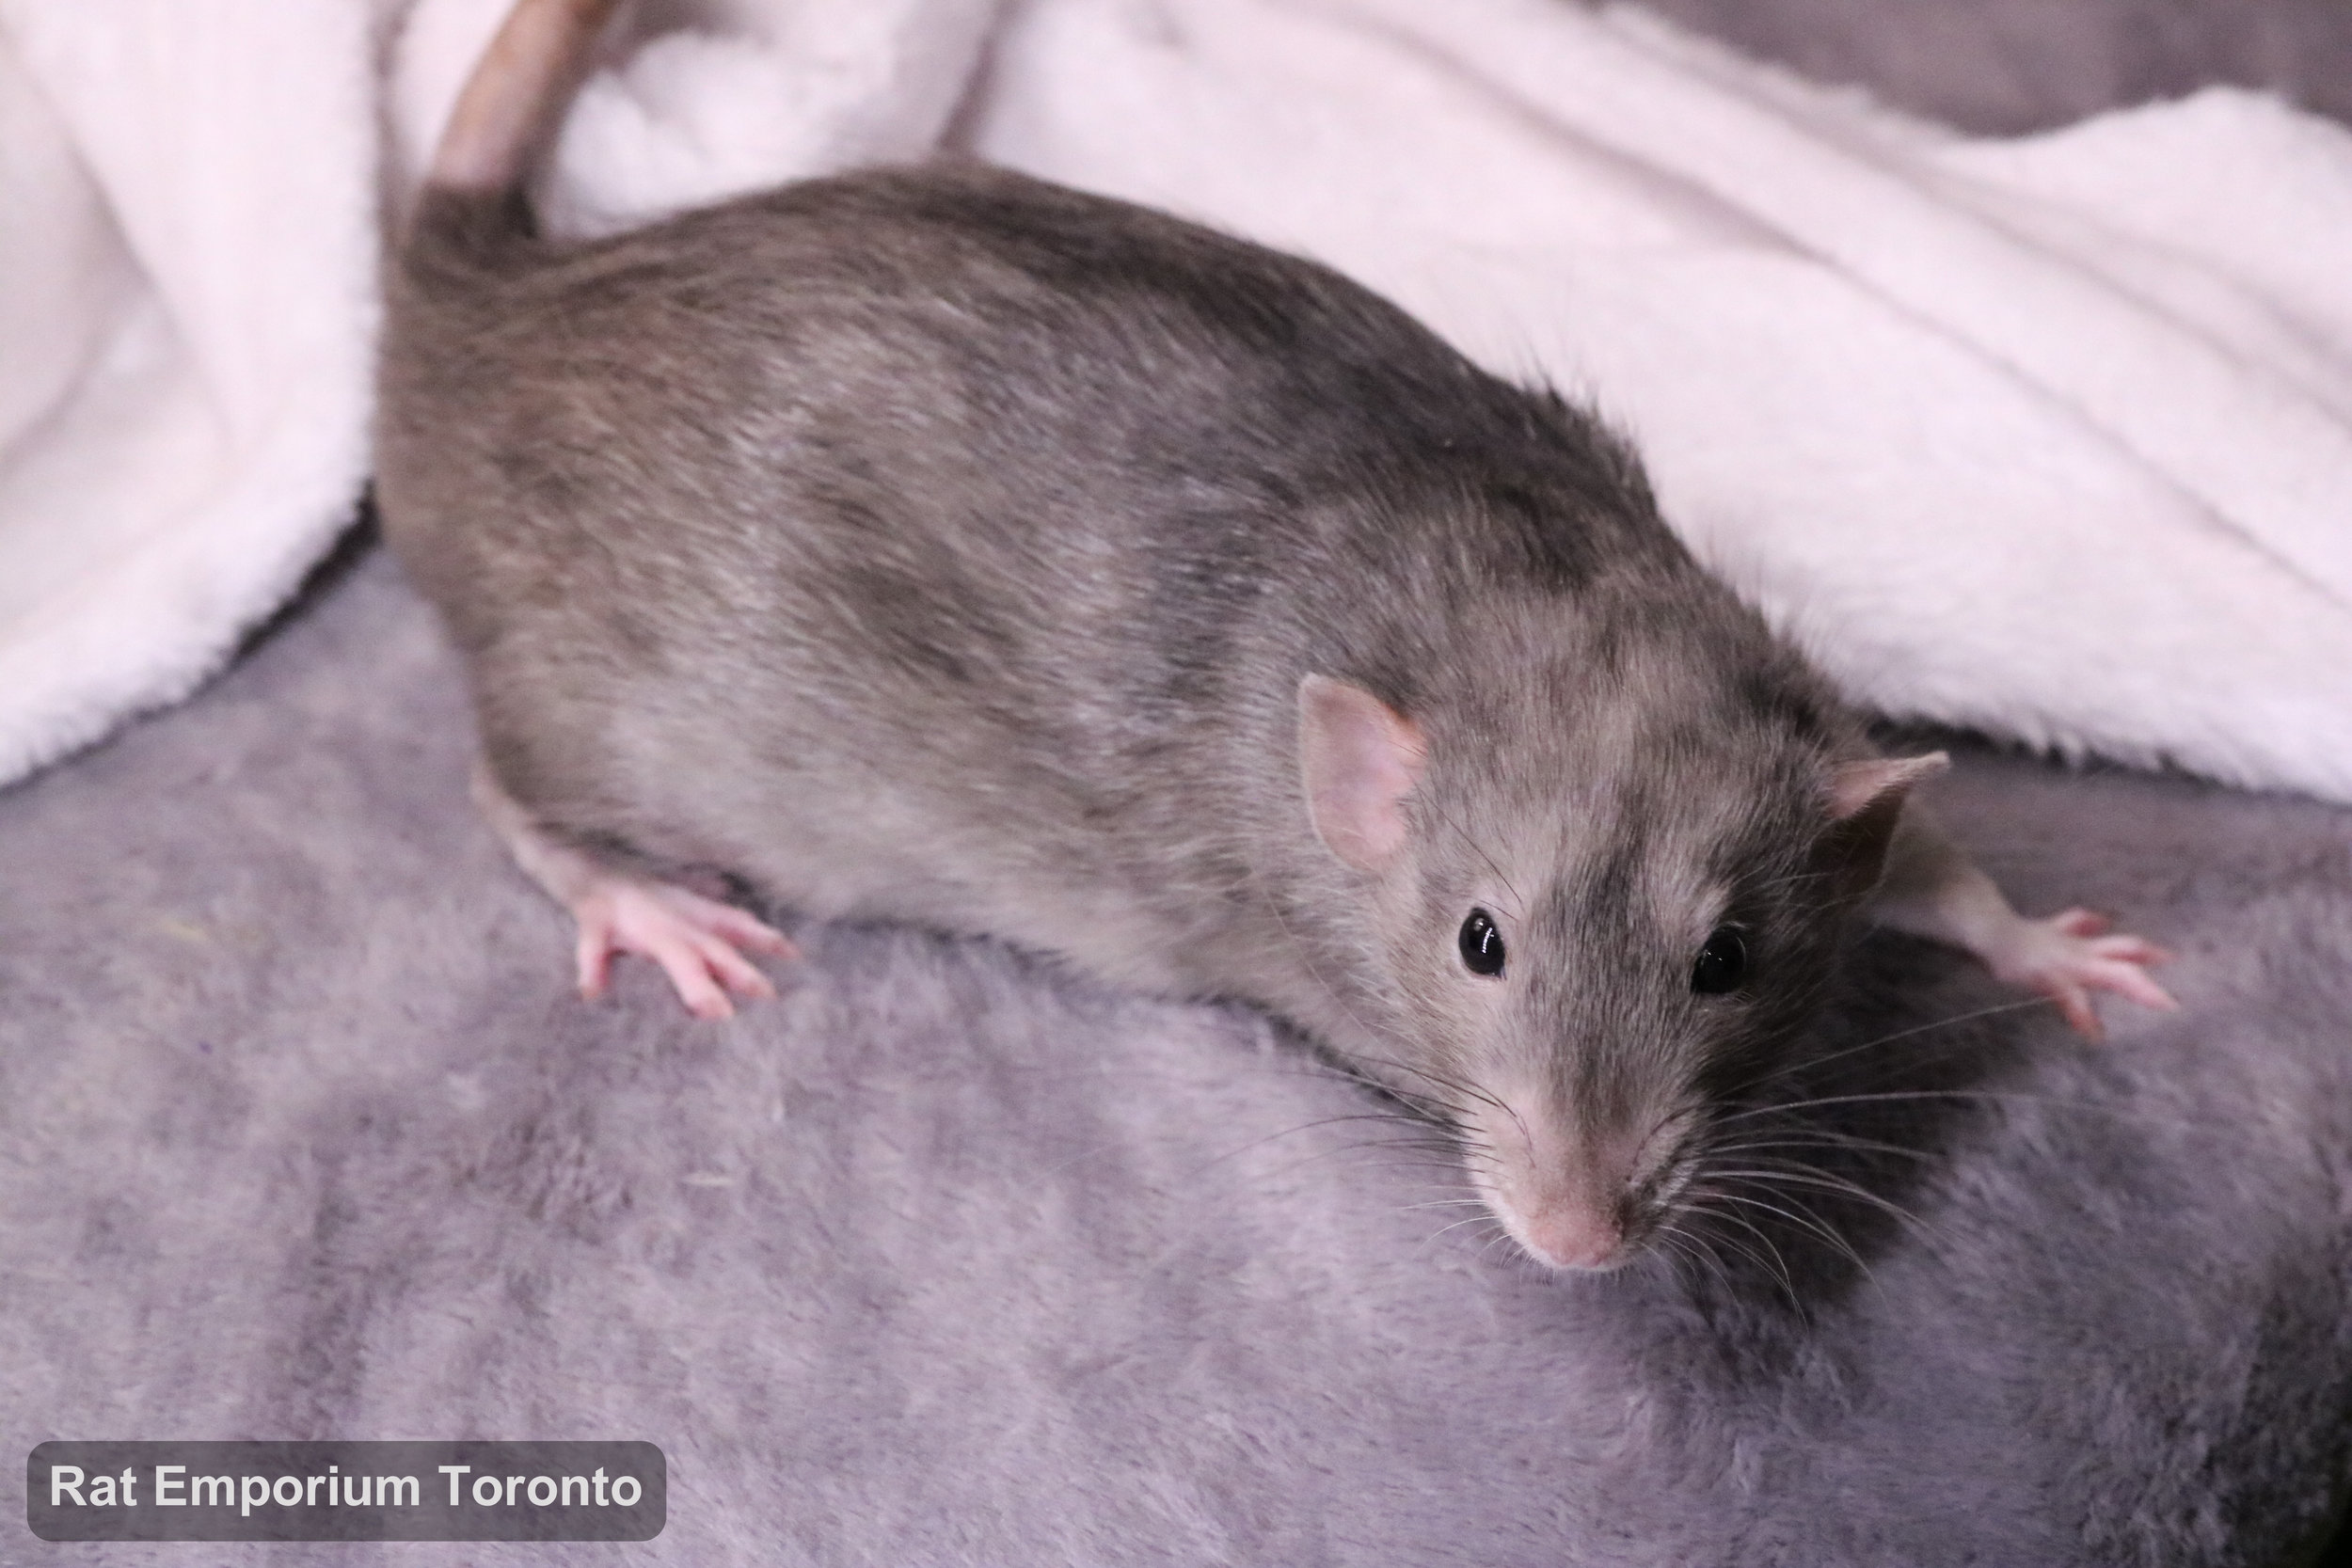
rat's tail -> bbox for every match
[406,0,622,259]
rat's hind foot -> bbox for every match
[470,759,793,1019]
[570,875,795,1020]
[1867,808,2178,1043]
[1985,908,2176,1042]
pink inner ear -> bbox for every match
[1826,752,1950,820]
[1297,675,1428,873]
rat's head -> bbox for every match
[1297,598,1943,1273]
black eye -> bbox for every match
[1692,926,1746,994]
[1458,909,1505,977]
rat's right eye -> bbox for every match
[1458,909,1505,977]
[1692,926,1747,994]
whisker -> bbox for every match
[1647,1225,1724,1295]
[1425,799,1526,921]
[1199,1135,1481,1195]
[1476,1229,1526,1265]
[1662,1223,1739,1298]
[1702,1205,1801,1305]
[1699,1188,1869,1284]
[1724,996,2046,1099]
[1187,1111,1438,1172]
[1703,1131,1938,1164]
[1691,1223,1777,1291]
[1705,1165,1936,1241]
[1253,883,1401,1069]
[1426,1212,1506,1246]
[1710,1085,2138,1129]
[1343,1052,1513,1124]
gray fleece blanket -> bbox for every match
[11,3,2352,1562]
[7,546,2352,1567]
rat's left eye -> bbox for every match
[1692,926,1746,994]
[1458,909,1505,977]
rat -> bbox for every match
[374,0,2173,1273]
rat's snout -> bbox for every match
[1470,1097,1645,1273]
[1517,1201,1626,1272]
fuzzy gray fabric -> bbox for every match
[11,3,2352,1561]
[1638,0,2352,135]
[7,546,2352,1567]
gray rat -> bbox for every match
[375,0,2172,1272]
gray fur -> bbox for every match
[377,160,1887,1261]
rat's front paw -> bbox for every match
[571,878,796,1020]
[1991,908,2176,1041]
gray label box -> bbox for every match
[26,1441,664,1542]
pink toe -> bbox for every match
[740,925,797,958]
[713,911,794,958]
[576,933,612,999]
[670,964,735,1020]
[2110,971,2180,1011]
[696,935,777,999]
[2058,993,2104,1040]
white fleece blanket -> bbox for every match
[6,0,2352,799]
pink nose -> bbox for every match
[1520,1204,1625,1271]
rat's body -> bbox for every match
[378,0,2170,1272]
[386,164,1839,1063]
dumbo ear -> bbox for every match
[1298,674,1428,873]
[1819,752,1949,897]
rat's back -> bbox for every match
[377,161,1705,994]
